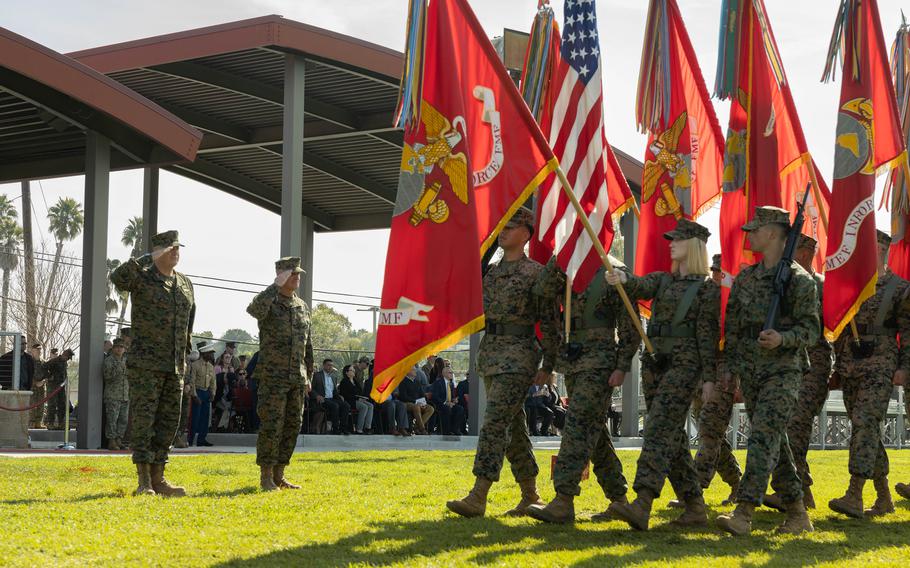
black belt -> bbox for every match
[853,323,896,337]
[485,322,535,337]
[647,323,695,339]
[741,324,792,338]
[570,316,614,332]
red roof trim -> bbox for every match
[0,26,201,162]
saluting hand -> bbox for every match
[757,329,782,349]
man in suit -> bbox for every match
[432,367,466,435]
[310,358,351,435]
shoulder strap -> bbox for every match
[655,272,672,301]
[671,278,705,327]
[873,275,901,332]
[582,268,608,324]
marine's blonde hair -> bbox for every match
[671,237,710,276]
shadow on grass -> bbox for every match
[213,513,909,567]
[298,456,412,465]
[0,491,125,505]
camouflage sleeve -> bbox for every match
[615,290,641,373]
[724,276,743,378]
[779,272,819,349]
[247,285,279,321]
[697,281,720,384]
[896,284,910,373]
[534,271,561,374]
[186,283,196,358]
[102,357,113,385]
[622,271,664,301]
[110,257,146,292]
[532,257,564,302]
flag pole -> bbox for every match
[554,165,655,354]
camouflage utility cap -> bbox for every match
[112,338,125,348]
[504,208,535,232]
[150,230,183,250]
[797,234,818,250]
[877,229,891,248]
[742,206,790,232]
[275,256,304,274]
[663,218,710,242]
[711,254,722,272]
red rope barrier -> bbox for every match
[0,382,66,412]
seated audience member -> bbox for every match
[339,364,375,434]
[547,384,567,435]
[398,367,434,434]
[525,383,554,436]
[213,370,236,431]
[214,352,234,375]
[245,351,261,433]
[310,358,351,435]
[231,370,254,432]
[429,357,447,384]
[431,367,465,435]
[456,375,469,434]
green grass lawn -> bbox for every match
[1,449,909,567]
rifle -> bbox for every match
[763,184,812,332]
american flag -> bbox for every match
[533,0,632,292]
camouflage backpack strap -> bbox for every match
[871,275,901,335]
[581,267,610,328]
[671,277,705,328]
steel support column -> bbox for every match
[280,54,305,258]
[620,211,641,437]
[77,132,111,449]
[299,216,314,306]
[141,167,159,252]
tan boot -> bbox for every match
[762,492,785,512]
[721,483,740,506]
[865,477,895,518]
[670,494,708,528]
[149,463,186,497]
[716,502,755,536]
[107,438,120,451]
[260,466,278,491]
[504,478,545,517]
[527,493,575,524]
[173,434,188,449]
[608,490,654,531]
[895,482,910,500]
[776,499,814,534]
[446,477,492,518]
[591,495,627,522]
[802,486,816,509]
[134,463,156,496]
[829,475,865,518]
[667,499,685,509]
[273,465,301,490]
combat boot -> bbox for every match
[107,438,120,451]
[608,489,654,531]
[667,499,685,509]
[895,481,910,500]
[864,476,895,517]
[669,494,708,528]
[802,486,816,509]
[134,464,155,496]
[527,493,575,524]
[776,499,814,535]
[722,482,740,506]
[829,475,865,518]
[173,434,188,449]
[260,466,278,491]
[504,477,545,516]
[591,495,626,522]
[273,465,301,490]
[446,476,492,517]
[762,492,785,512]
[149,464,186,497]
[716,502,755,536]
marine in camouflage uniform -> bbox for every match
[608,219,718,531]
[764,234,833,511]
[446,209,559,518]
[110,230,195,497]
[525,257,638,524]
[716,207,818,536]
[103,338,130,450]
[44,351,72,430]
[828,230,908,519]
[247,256,313,491]
[28,344,47,428]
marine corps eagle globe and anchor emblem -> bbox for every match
[395,86,505,227]
[641,112,694,219]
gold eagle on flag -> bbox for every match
[642,112,692,218]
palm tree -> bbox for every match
[117,216,143,332]
[105,258,121,315]
[0,195,17,220]
[0,216,23,352]
[39,197,83,340]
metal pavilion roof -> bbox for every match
[70,15,642,232]
[0,27,202,183]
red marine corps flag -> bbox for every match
[886,16,910,278]
[634,0,724,281]
[822,0,908,340]
[371,0,558,401]
[714,0,832,332]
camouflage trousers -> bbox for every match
[128,370,183,465]
[785,368,830,487]
[256,377,304,466]
[552,370,627,500]
[738,371,802,505]
[473,372,538,483]
[635,366,702,500]
[104,399,129,441]
[45,381,66,427]
[176,391,191,440]
[843,371,893,479]
[29,382,46,427]
[693,388,742,489]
